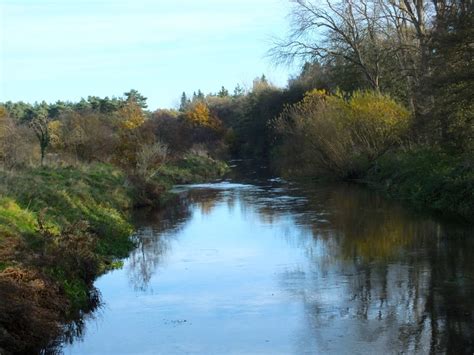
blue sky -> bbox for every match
[0,0,296,109]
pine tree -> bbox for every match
[218,86,229,97]
[179,92,189,111]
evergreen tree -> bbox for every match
[124,89,148,109]
[233,84,244,97]
[218,86,229,98]
[197,90,205,101]
[179,92,189,111]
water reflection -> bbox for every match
[63,177,474,354]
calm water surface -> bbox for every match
[61,170,474,354]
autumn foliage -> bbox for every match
[184,102,221,130]
[274,90,411,178]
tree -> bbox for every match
[379,0,434,118]
[179,92,190,111]
[114,101,147,170]
[196,90,205,101]
[218,86,229,97]
[233,84,245,97]
[47,101,68,119]
[124,89,148,109]
[30,113,50,166]
[0,107,14,164]
[3,101,33,121]
[60,112,118,163]
[271,0,395,91]
[271,0,449,121]
[252,75,272,91]
[428,0,474,151]
[185,102,213,127]
[135,141,168,180]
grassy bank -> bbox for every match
[365,149,474,221]
[0,155,228,354]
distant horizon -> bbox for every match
[0,76,289,111]
[0,0,297,110]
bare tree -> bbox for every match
[270,0,396,91]
[379,0,434,116]
[271,0,446,124]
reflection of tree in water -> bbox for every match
[265,183,474,354]
[127,196,192,291]
[47,288,102,354]
[125,179,473,352]
[127,189,223,291]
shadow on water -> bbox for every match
[57,162,474,354]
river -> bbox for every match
[60,166,473,354]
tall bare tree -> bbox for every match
[271,0,447,122]
[379,0,434,117]
[270,0,398,91]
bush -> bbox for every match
[135,141,169,180]
[0,267,67,354]
[0,114,39,168]
[346,91,410,161]
[274,90,410,178]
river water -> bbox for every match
[61,168,473,354]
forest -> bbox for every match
[0,0,472,353]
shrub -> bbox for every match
[346,91,410,161]
[135,141,169,180]
[274,90,410,178]
[0,114,39,168]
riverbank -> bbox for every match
[276,148,473,223]
[0,155,228,354]
[60,174,474,355]
[364,149,473,222]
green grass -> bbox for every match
[155,154,229,185]
[0,197,37,237]
[0,156,229,313]
[366,148,474,220]
[48,267,90,309]
[0,164,134,258]
[0,164,135,313]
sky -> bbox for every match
[0,0,297,109]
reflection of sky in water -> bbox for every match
[63,180,474,355]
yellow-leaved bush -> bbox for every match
[274,90,411,178]
[346,91,410,161]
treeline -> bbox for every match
[1,0,471,192]
[175,0,473,218]
[1,89,228,171]
[1,1,472,220]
